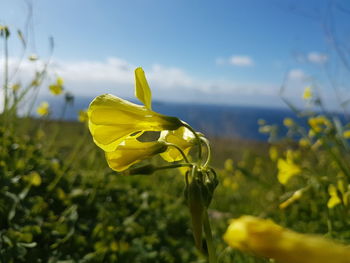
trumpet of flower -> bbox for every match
[88,94,182,152]
[224,216,350,263]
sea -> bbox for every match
[46,96,339,142]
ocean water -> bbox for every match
[47,96,312,141]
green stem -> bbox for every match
[181,121,202,162]
[203,209,217,263]
[200,137,211,168]
[155,163,193,171]
[3,34,8,112]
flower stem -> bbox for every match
[181,121,202,162]
[203,209,217,263]
[200,137,211,168]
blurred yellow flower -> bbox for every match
[11,83,21,92]
[279,189,304,209]
[36,102,50,116]
[49,77,64,95]
[302,86,313,100]
[224,158,234,172]
[223,216,350,263]
[277,157,301,185]
[299,138,310,147]
[159,126,195,162]
[308,115,331,133]
[78,109,88,123]
[283,118,294,127]
[105,138,167,172]
[269,146,278,161]
[343,130,350,139]
[328,184,342,208]
[28,54,38,61]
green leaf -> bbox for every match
[135,67,152,110]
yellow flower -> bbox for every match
[224,158,234,172]
[105,137,167,172]
[299,138,310,148]
[343,130,350,139]
[88,93,182,152]
[78,109,88,123]
[303,86,313,100]
[223,216,350,263]
[308,115,331,133]
[279,189,304,209]
[269,146,278,161]
[328,184,342,208]
[49,77,64,95]
[36,102,50,116]
[11,83,21,92]
[283,118,294,127]
[277,157,301,185]
[159,126,195,162]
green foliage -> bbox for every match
[0,128,199,262]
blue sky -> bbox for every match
[1,0,350,108]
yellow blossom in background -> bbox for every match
[343,130,350,139]
[328,184,342,208]
[36,102,50,116]
[224,158,234,172]
[308,115,331,133]
[283,118,294,127]
[105,138,167,172]
[11,83,21,92]
[28,54,38,61]
[302,86,313,100]
[299,138,310,147]
[223,216,350,263]
[269,146,278,161]
[56,77,64,86]
[78,109,88,123]
[159,126,195,162]
[257,119,266,125]
[277,157,301,185]
[279,189,304,209]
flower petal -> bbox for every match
[105,139,167,172]
[135,67,152,110]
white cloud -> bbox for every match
[0,56,282,107]
[229,56,254,67]
[288,69,307,81]
[216,55,254,67]
[307,52,328,64]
